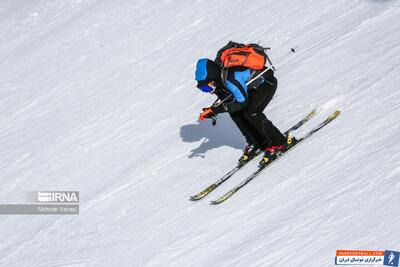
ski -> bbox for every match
[189,108,317,201]
[210,110,341,205]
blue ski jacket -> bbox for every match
[195,58,254,113]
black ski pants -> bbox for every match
[229,77,286,149]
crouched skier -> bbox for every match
[195,53,295,165]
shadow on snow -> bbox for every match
[180,114,244,158]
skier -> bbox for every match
[195,42,294,165]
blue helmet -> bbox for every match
[195,58,221,92]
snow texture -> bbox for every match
[0,0,399,266]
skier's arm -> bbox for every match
[224,69,251,113]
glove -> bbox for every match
[199,107,215,121]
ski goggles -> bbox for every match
[198,81,217,94]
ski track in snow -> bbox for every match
[0,0,399,266]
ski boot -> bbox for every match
[259,135,298,167]
[238,144,260,165]
[259,144,285,166]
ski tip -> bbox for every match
[210,200,220,205]
[189,196,200,201]
[309,109,317,117]
[330,110,341,119]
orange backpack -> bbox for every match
[216,41,267,70]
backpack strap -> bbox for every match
[220,68,229,88]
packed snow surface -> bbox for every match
[0,0,399,266]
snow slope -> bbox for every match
[0,0,399,266]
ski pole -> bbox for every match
[246,68,269,86]
[205,95,232,126]
[246,47,276,87]
[211,95,232,108]
[263,47,276,71]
